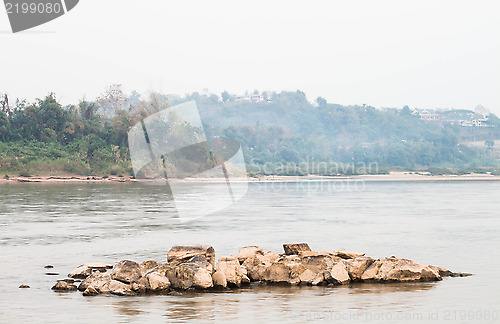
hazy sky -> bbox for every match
[1,0,499,114]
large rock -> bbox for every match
[167,245,215,268]
[215,256,250,287]
[166,259,213,290]
[323,262,350,285]
[140,260,161,276]
[145,271,170,292]
[237,246,264,264]
[108,279,136,296]
[52,280,77,291]
[111,260,142,284]
[361,257,441,282]
[344,256,375,281]
[78,272,111,292]
[283,243,311,255]
[242,251,280,281]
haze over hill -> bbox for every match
[1,88,499,177]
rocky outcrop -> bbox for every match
[53,242,469,296]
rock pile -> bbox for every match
[51,243,471,296]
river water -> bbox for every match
[0,180,499,323]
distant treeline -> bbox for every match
[0,86,499,177]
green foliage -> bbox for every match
[0,91,499,177]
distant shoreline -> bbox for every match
[1,172,500,184]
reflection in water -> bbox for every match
[107,282,438,323]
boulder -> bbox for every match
[323,262,350,285]
[333,250,365,260]
[299,254,338,274]
[212,270,227,288]
[166,262,213,290]
[283,243,311,255]
[131,277,150,293]
[140,260,161,276]
[263,261,292,284]
[111,260,142,284]
[52,280,77,291]
[167,245,215,267]
[344,256,375,281]
[237,246,264,264]
[108,279,136,296]
[215,256,250,287]
[242,251,280,281]
[78,272,111,292]
[145,272,170,292]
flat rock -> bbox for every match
[333,250,365,259]
[283,243,311,255]
[167,245,216,267]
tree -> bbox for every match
[0,111,10,141]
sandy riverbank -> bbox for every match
[1,172,500,184]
